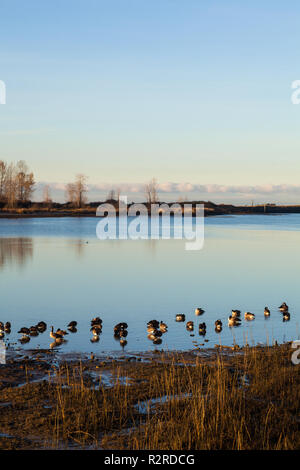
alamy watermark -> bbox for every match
[0,340,6,364]
[291,340,300,365]
[96,197,204,251]
[0,80,6,104]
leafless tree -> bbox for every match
[65,174,88,207]
[15,160,35,203]
[5,163,18,208]
[107,189,116,201]
[43,184,52,207]
[145,178,159,204]
[0,161,7,202]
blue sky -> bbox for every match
[1,1,300,202]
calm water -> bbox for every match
[1,214,300,354]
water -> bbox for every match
[0,214,300,354]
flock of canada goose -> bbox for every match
[0,302,291,348]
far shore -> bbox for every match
[1,201,300,219]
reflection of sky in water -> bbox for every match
[0,214,300,353]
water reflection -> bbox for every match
[0,238,33,269]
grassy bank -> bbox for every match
[0,343,299,450]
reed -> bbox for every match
[0,344,299,449]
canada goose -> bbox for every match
[159,321,168,332]
[215,320,222,331]
[147,320,159,329]
[119,329,128,338]
[195,308,205,316]
[176,314,185,322]
[91,317,103,326]
[186,321,194,331]
[283,312,290,321]
[68,321,77,328]
[215,325,222,333]
[18,327,30,335]
[244,312,255,321]
[19,335,30,344]
[29,328,39,337]
[148,333,156,341]
[228,316,241,327]
[120,338,127,348]
[50,326,63,340]
[91,325,102,336]
[114,322,128,332]
[148,330,162,341]
[199,322,206,335]
[153,337,162,345]
[4,323,11,333]
[56,328,68,336]
[279,302,288,312]
[37,321,47,332]
[147,326,156,334]
[231,310,241,318]
[0,331,4,339]
[264,307,270,317]
[68,326,77,333]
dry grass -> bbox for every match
[0,344,299,450]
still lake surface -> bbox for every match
[1,214,300,354]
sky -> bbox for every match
[1,0,300,203]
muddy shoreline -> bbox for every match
[0,343,298,450]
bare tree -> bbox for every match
[5,163,18,208]
[65,183,76,205]
[65,174,88,208]
[145,178,159,204]
[43,184,52,207]
[0,160,35,208]
[15,160,35,203]
[106,189,116,201]
[0,161,7,202]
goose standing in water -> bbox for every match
[231,310,241,318]
[186,321,194,331]
[50,326,64,341]
[19,335,30,344]
[283,311,290,322]
[264,307,270,317]
[147,320,159,329]
[18,327,30,335]
[215,320,222,332]
[91,325,102,336]
[37,321,47,333]
[29,326,39,337]
[195,308,205,316]
[279,302,288,312]
[176,314,185,322]
[68,321,77,333]
[228,316,241,327]
[244,312,255,321]
[56,328,68,337]
[199,322,206,335]
[159,321,168,332]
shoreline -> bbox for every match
[0,342,298,450]
[1,203,300,219]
